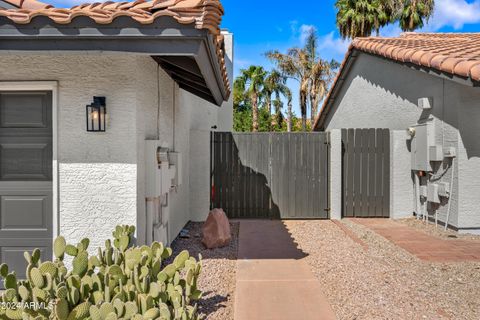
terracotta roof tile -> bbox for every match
[353,33,480,81]
[314,33,480,130]
[0,0,230,97]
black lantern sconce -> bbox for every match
[86,96,106,132]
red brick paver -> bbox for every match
[332,220,368,251]
[350,218,480,262]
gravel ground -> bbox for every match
[286,220,480,320]
[168,221,239,320]
[397,217,480,240]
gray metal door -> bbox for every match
[210,132,329,219]
[0,91,53,279]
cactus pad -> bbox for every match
[0,263,8,277]
[66,301,91,320]
[65,244,78,257]
[72,251,88,277]
[54,236,67,259]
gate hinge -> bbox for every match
[324,208,331,212]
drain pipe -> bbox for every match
[444,158,455,231]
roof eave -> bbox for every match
[0,15,230,106]
[314,46,480,131]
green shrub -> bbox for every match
[0,225,202,320]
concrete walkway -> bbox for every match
[352,218,480,262]
[234,220,336,320]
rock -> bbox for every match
[202,208,231,249]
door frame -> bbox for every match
[0,81,59,253]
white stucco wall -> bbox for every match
[390,130,414,219]
[329,129,342,220]
[0,54,140,252]
[189,31,234,223]
[0,36,234,248]
[136,31,234,242]
[325,52,480,231]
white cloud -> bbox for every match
[317,31,350,60]
[299,24,317,45]
[426,0,480,30]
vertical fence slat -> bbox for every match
[375,129,384,217]
[382,129,390,217]
[346,129,355,217]
[367,129,376,217]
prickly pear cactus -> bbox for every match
[0,225,203,320]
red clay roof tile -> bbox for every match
[0,0,230,97]
[314,33,480,130]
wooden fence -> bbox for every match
[211,132,330,219]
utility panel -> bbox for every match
[429,145,444,162]
[411,121,435,171]
[427,183,440,203]
[438,182,450,198]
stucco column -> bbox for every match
[329,129,342,220]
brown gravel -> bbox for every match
[285,220,480,320]
[397,217,480,241]
[168,221,239,320]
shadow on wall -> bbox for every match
[339,55,480,160]
[211,133,281,220]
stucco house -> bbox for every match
[314,33,480,234]
[0,0,233,275]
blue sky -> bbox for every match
[218,0,480,117]
[50,0,480,116]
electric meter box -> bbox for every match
[169,152,182,186]
[427,183,440,203]
[438,182,450,198]
[429,145,444,162]
[444,147,456,158]
[411,121,436,171]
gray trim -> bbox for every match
[0,16,228,106]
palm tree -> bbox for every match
[263,70,283,115]
[271,80,290,130]
[263,70,286,129]
[267,48,310,130]
[336,0,390,39]
[335,0,435,39]
[284,88,293,132]
[303,30,339,125]
[234,66,267,132]
[399,0,434,31]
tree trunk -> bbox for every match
[287,101,292,132]
[409,0,417,30]
[311,102,318,127]
[265,95,272,131]
[252,93,259,132]
[300,93,307,131]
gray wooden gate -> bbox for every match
[341,129,390,218]
[211,132,329,219]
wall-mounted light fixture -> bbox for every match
[86,96,106,132]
